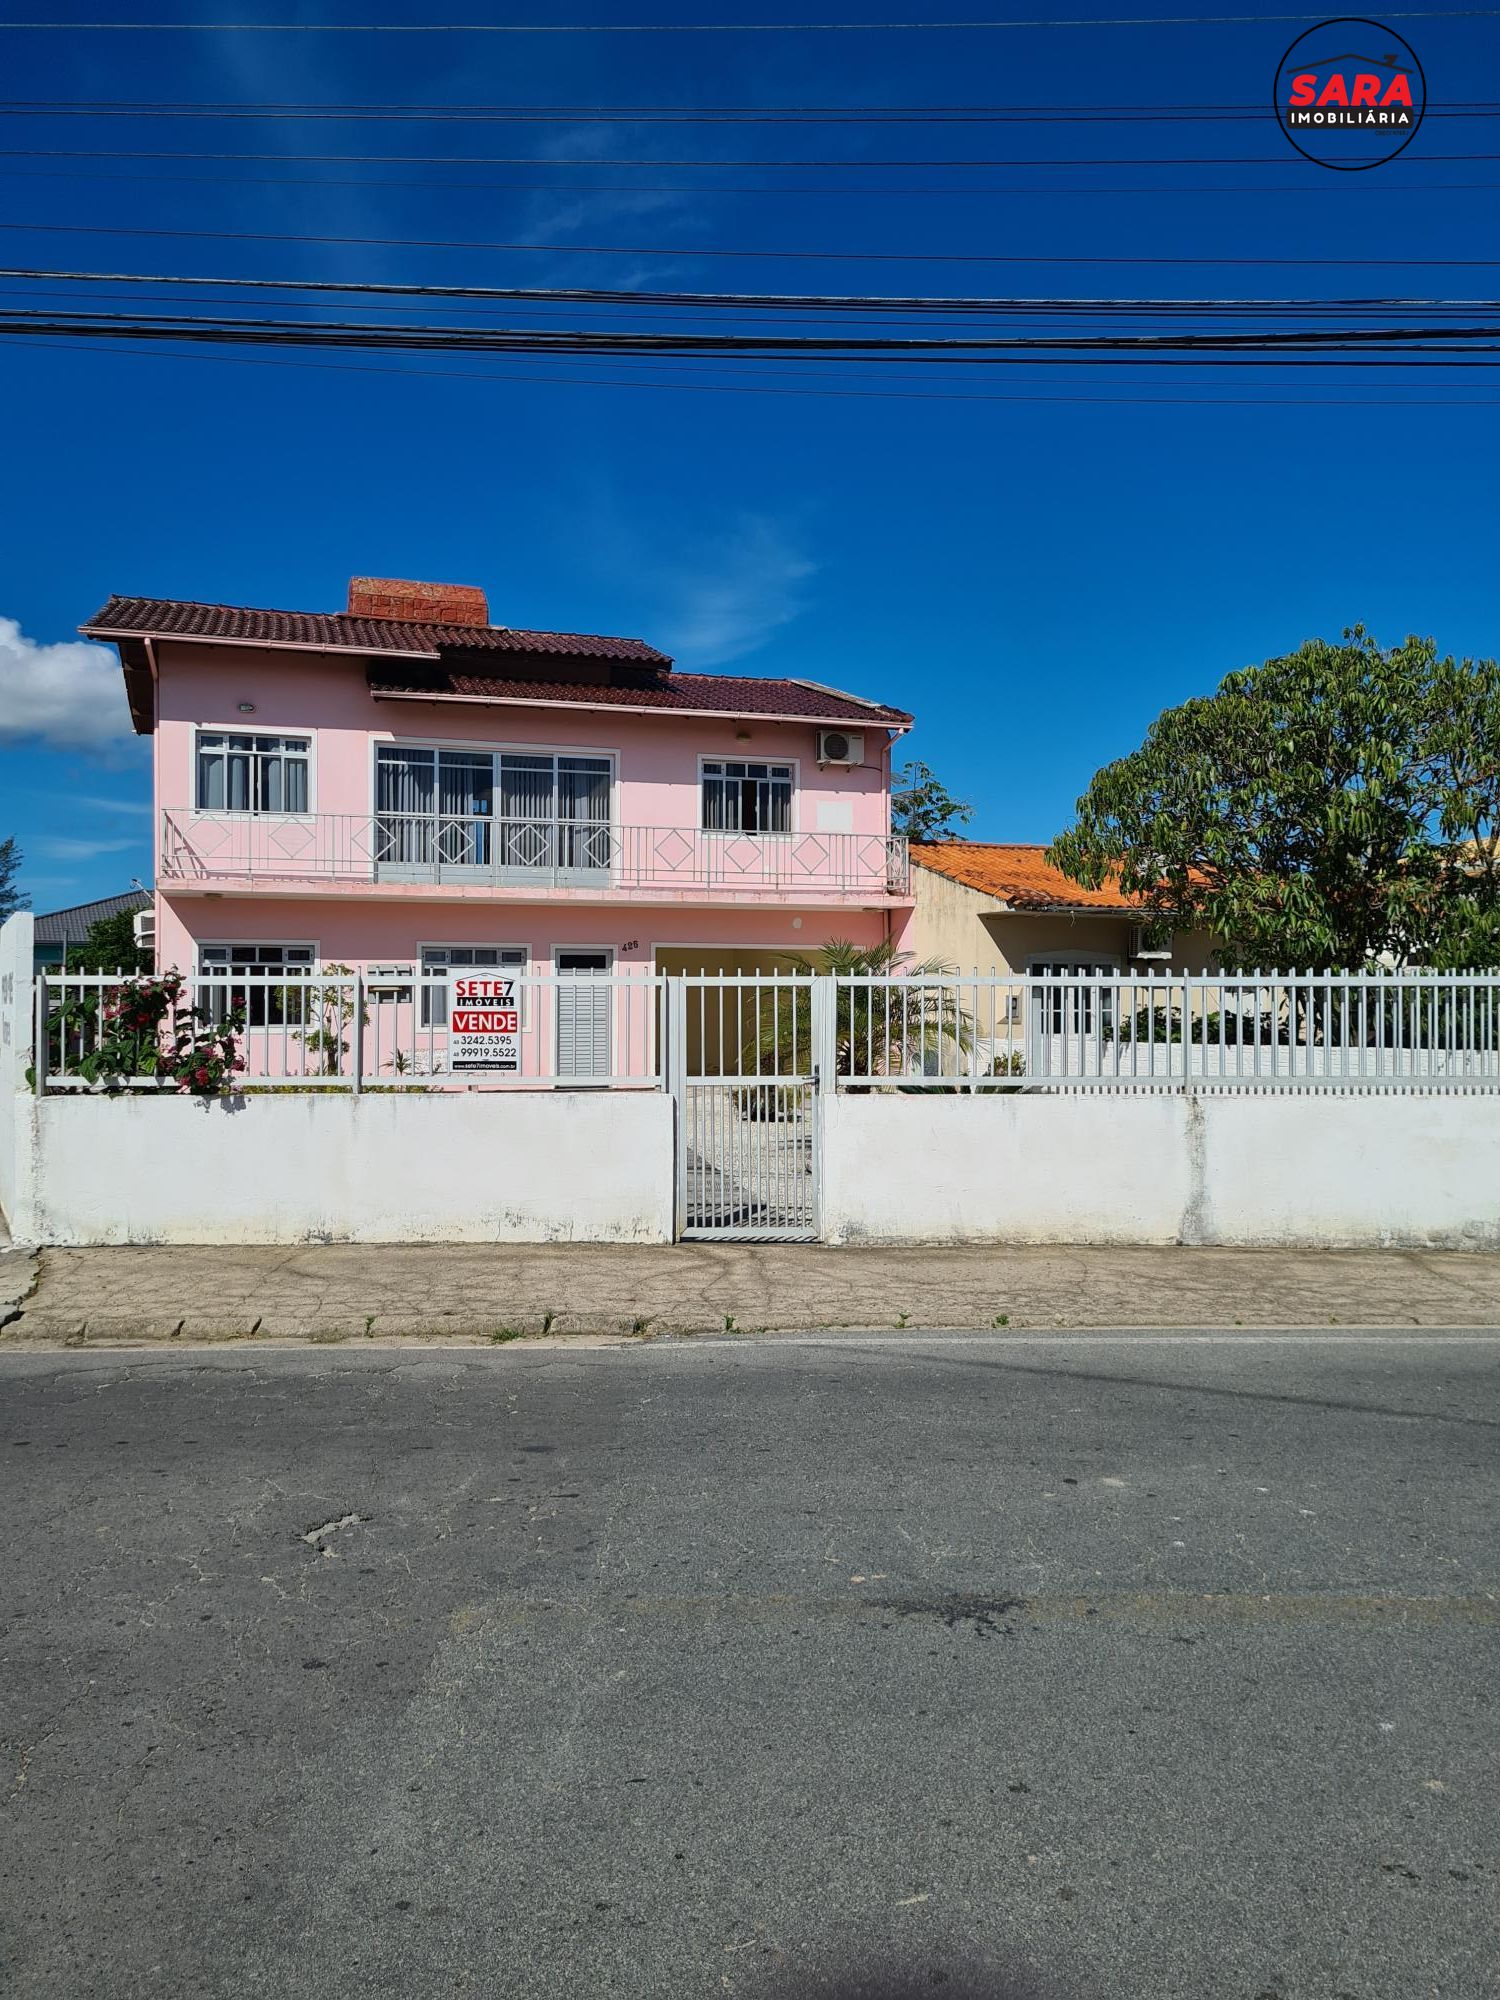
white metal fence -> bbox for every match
[832,969,1500,1090]
[35,969,665,1090]
[23,967,1500,1095]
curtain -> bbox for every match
[701,767,730,831]
[438,751,494,864]
[701,762,791,834]
[260,747,308,814]
[376,747,436,863]
[500,754,555,822]
[557,757,611,867]
[197,735,306,812]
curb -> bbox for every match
[0,1247,40,1331]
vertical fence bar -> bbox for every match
[32,973,49,1095]
[350,970,365,1094]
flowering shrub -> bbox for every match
[52,972,246,1097]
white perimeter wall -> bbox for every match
[0,914,34,1238]
[29,1091,673,1246]
[7,1033,1499,1251]
[822,1092,1500,1250]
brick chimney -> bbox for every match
[347,577,490,626]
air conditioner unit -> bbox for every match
[132,909,155,948]
[1129,924,1173,963]
[816,728,864,767]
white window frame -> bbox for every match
[1027,953,1121,1038]
[698,755,799,837]
[192,725,316,818]
[370,736,619,818]
[419,941,530,1027]
[197,939,320,971]
[196,939,319,1026]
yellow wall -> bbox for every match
[909,865,1219,976]
[906,865,1221,1046]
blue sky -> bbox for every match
[1,2,1496,913]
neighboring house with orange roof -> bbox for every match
[910,842,1220,979]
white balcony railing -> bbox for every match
[159,811,911,899]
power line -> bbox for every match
[8,162,1497,198]
[3,99,1494,125]
[10,294,1495,376]
[9,267,1496,316]
[4,11,1496,30]
[5,217,1498,268]
[10,334,1498,413]
[5,147,1492,168]
[4,307,1494,360]
[12,301,1492,384]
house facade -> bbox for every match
[910,843,1219,978]
[909,842,1221,1064]
[84,579,915,1013]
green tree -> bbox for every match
[1048,627,1500,971]
[891,761,974,844]
[295,964,369,1076]
[65,905,152,974]
[0,836,27,923]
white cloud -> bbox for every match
[0,617,134,751]
[70,794,152,817]
[30,835,142,861]
[517,122,703,264]
[656,515,818,668]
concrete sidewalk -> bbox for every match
[4,1239,1500,1344]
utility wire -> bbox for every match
[4,12,1496,31]
[10,293,1496,379]
[8,163,1497,198]
[3,308,1494,360]
[0,106,1481,125]
[4,218,1497,268]
[10,335,1499,414]
[7,268,1495,316]
[3,99,1494,125]
[5,147,1492,167]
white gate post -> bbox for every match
[665,975,687,1239]
[811,975,837,1093]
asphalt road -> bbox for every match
[2,1333,1496,2000]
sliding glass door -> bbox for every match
[377,744,613,881]
[375,745,494,873]
[497,752,613,878]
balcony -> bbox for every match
[159,810,912,903]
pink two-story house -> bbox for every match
[84,577,915,1039]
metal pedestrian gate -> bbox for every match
[668,975,822,1241]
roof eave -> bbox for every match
[80,623,443,664]
[370,687,911,728]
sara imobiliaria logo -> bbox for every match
[1273,16,1426,169]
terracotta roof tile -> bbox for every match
[912,842,1142,912]
[82,594,912,728]
[81,594,672,664]
[370,664,911,725]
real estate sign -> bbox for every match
[450,974,521,1072]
